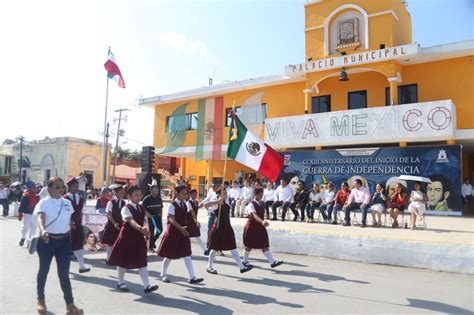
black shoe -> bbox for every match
[271,261,284,268]
[292,217,298,221]
[117,283,129,292]
[217,251,225,256]
[144,285,158,293]
[189,277,204,284]
[361,224,367,228]
[342,222,351,226]
[240,265,253,273]
[242,261,253,268]
[331,220,338,225]
[206,268,218,275]
[204,249,210,256]
[79,268,91,274]
[270,218,277,221]
[19,238,25,246]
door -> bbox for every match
[198,176,206,199]
[83,171,93,190]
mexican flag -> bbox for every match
[104,49,125,88]
[227,111,283,183]
[196,96,224,161]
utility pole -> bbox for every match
[104,123,110,185]
[111,109,129,183]
[17,136,24,183]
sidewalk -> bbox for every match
[186,202,474,274]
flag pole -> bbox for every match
[101,47,111,186]
[216,100,235,229]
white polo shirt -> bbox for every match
[275,185,293,202]
[34,196,74,234]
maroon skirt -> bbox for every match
[243,220,269,249]
[157,225,192,259]
[186,213,200,237]
[70,226,84,251]
[207,222,237,251]
[107,225,147,269]
[101,222,120,246]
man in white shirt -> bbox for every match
[343,179,371,227]
[305,183,323,223]
[319,182,336,222]
[462,178,473,210]
[200,182,221,234]
[235,180,254,218]
[0,182,10,217]
[227,181,242,217]
[271,179,294,221]
[263,182,276,219]
[76,173,88,200]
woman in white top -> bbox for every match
[408,181,428,230]
[263,182,276,220]
[235,180,254,218]
[34,177,83,315]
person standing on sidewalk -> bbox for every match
[76,173,88,201]
[142,185,163,252]
[18,181,39,247]
[34,177,83,314]
[63,178,90,273]
[0,182,10,217]
[462,178,473,211]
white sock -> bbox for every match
[73,250,85,269]
[207,250,217,269]
[243,250,251,263]
[231,249,244,269]
[161,258,171,278]
[106,247,112,260]
[184,256,197,279]
[117,267,126,284]
[138,267,150,288]
[263,250,275,264]
[195,237,207,253]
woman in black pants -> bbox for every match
[34,177,83,314]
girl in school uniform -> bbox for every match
[107,185,158,294]
[242,188,283,268]
[101,185,126,260]
[157,186,203,284]
[206,188,253,275]
[63,178,90,273]
[186,189,206,254]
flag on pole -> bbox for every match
[227,111,283,183]
[196,96,224,161]
[104,49,125,88]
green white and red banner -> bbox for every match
[227,111,283,183]
[196,96,224,161]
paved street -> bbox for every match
[0,216,472,314]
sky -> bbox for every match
[0,0,472,150]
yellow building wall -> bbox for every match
[153,81,306,149]
[66,142,111,187]
[401,56,474,130]
[304,0,412,60]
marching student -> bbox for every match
[157,186,203,284]
[186,189,207,254]
[107,185,158,294]
[101,185,126,260]
[18,180,39,247]
[206,188,253,275]
[63,178,90,273]
[242,188,283,268]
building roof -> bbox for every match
[139,40,474,107]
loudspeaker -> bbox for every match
[379,44,386,49]
[137,173,160,197]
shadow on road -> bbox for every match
[223,274,334,294]
[270,269,370,284]
[406,298,473,314]
[176,283,305,309]
[134,295,233,314]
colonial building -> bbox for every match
[0,137,111,187]
[140,0,473,213]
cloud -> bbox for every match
[158,32,220,65]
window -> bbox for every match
[44,169,51,181]
[311,95,331,113]
[385,84,418,106]
[348,90,367,110]
[166,112,198,132]
[4,156,12,174]
[225,104,267,127]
